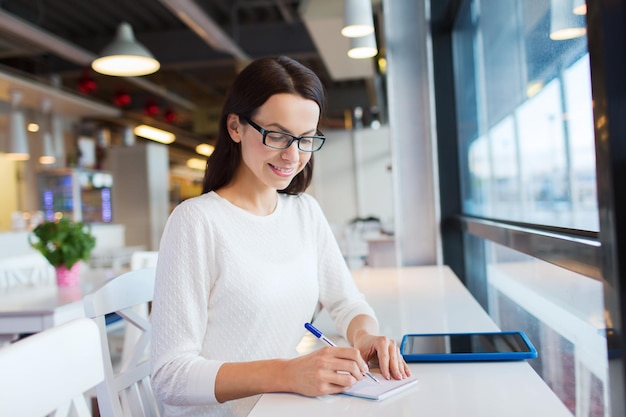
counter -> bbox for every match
[248,266,572,417]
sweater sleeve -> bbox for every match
[306,195,378,339]
[150,200,223,406]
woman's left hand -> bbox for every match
[352,332,411,381]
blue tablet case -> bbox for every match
[400,331,538,362]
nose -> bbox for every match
[281,140,301,161]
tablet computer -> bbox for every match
[400,331,538,362]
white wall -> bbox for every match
[353,126,394,230]
[310,125,394,267]
[309,128,357,227]
[311,125,393,228]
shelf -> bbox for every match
[0,68,120,118]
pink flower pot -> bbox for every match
[55,264,80,287]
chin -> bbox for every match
[272,177,295,191]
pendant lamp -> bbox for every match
[572,0,586,15]
[92,22,160,76]
[550,0,586,40]
[122,125,136,146]
[5,90,29,161]
[342,0,375,38]
[40,132,55,165]
[39,98,56,165]
[51,113,65,167]
[348,33,378,59]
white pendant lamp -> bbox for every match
[348,33,378,59]
[122,125,136,146]
[550,0,586,40]
[573,0,587,15]
[92,22,160,76]
[40,132,56,165]
[39,98,56,165]
[342,0,375,38]
[5,90,29,161]
[51,113,65,167]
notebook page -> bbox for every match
[341,373,418,401]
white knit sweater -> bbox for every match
[150,192,376,417]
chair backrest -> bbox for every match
[124,250,158,362]
[130,250,159,271]
[0,318,104,417]
[83,268,162,417]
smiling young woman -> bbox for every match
[150,56,410,417]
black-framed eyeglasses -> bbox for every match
[244,117,326,152]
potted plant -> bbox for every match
[29,217,96,286]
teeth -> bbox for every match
[272,165,293,173]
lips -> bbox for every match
[269,163,295,177]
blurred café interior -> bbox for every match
[0,0,625,416]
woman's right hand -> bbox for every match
[283,346,370,397]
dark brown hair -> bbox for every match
[202,56,326,195]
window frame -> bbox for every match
[433,0,626,414]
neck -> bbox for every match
[216,185,278,216]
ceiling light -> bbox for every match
[5,90,29,161]
[133,124,175,144]
[550,0,586,40]
[527,81,544,98]
[92,22,160,77]
[27,123,39,132]
[186,157,206,171]
[377,57,387,74]
[341,0,375,38]
[572,0,587,15]
[348,33,378,59]
[195,143,214,156]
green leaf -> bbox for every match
[28,217,96,268]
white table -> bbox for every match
[0,267,117,345]
[248,266,573,417]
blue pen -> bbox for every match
[304,322,380,384]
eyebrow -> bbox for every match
[264,122,317,136]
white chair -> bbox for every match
[0,318,104,417]
[83,267,162,417]
[130,250,159,270]
[0,253,58,344]
[0,253,55,289]
[123,250,159,361]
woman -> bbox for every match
[151,56,410,417]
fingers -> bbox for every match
[361,336,411,381]
[289,340,412,399]
[320,346,370,379]
[288,347,368,397]
[386,342,411,380]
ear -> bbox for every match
[226,114,242,143]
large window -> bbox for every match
[450,0,613,415]
[455,0,597,231]
[485,240,607,416]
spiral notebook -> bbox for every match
[341,372,418,401]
